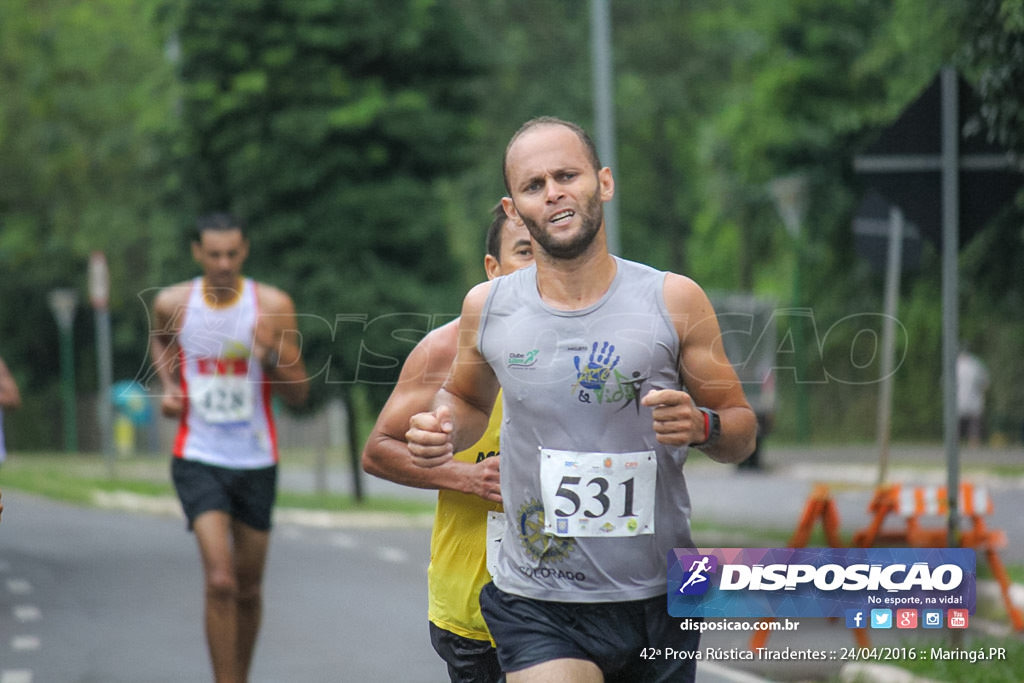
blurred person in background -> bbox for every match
[957,344,989,448]
[0,354,21,467]
[0,354,21,523]
[149,213,308,683]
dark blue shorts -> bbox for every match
[171,457,277,531]
[428,621,503,683]
[480,582,700,683]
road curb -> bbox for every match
[90,490,435,529]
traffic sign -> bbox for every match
[852,189,921,273]
[853,72,1021,248]
[89,251,110,310]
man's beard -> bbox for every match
[522,189,603,261]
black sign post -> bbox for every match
[853,67,1022,548]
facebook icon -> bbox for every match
[845,609,866,629]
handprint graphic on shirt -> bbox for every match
[574,341,620,391]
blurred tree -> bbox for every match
[175,0,485,435]
[959,0,1024,159]
[3,0,1021,450]
[441,0,593,290]
[954,0,1024,320]
[0,0,184,449]
[685,0,971,440]
[955,0,1024,441]
[611,1,736,279]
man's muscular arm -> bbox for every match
[642,273,757,463]
[362,321,501,503]
[254,284,309,408]
[150,285,189,418]
[406,282,499,468]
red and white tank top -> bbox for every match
[173,277,277,468]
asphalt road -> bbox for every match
[4,443,1022,682]
[0,491,792,683]
[0,490,446,683]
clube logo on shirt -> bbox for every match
[506,349,540,368]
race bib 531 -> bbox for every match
[539,448,656,538]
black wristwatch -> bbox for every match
[261,348,280,372]
[692,407,721,449]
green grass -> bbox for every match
[0,454,172,505]
[978,561,1024,586]
[0,451,436,515]
[965,463,1024,478]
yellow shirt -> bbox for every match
[427,395,503,642]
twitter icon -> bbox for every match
[870,609,893,629]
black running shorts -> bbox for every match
[428,621,503,683]
[480,582,700,683]
[171,457,277,531]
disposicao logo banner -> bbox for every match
[667,548,975,618]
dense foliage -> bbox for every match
[1,0,1021,450]
[0,0,184,446]
[175,0,483,417]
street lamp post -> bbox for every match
[589,0,620,254]
[768,174,811,442]
[90,251,114,471]
[48,288,79,452]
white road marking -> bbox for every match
[0,670,34,683]
[376,547,408,564]
[10,636,40,651]
[13,605,41,622]
[3,567,38,683]
[329,533,357,549]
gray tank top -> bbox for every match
[478,257,694,602]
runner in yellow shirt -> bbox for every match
[362,203,533,682]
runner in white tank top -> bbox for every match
[174,276,277,469]
[149,213,308,683]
